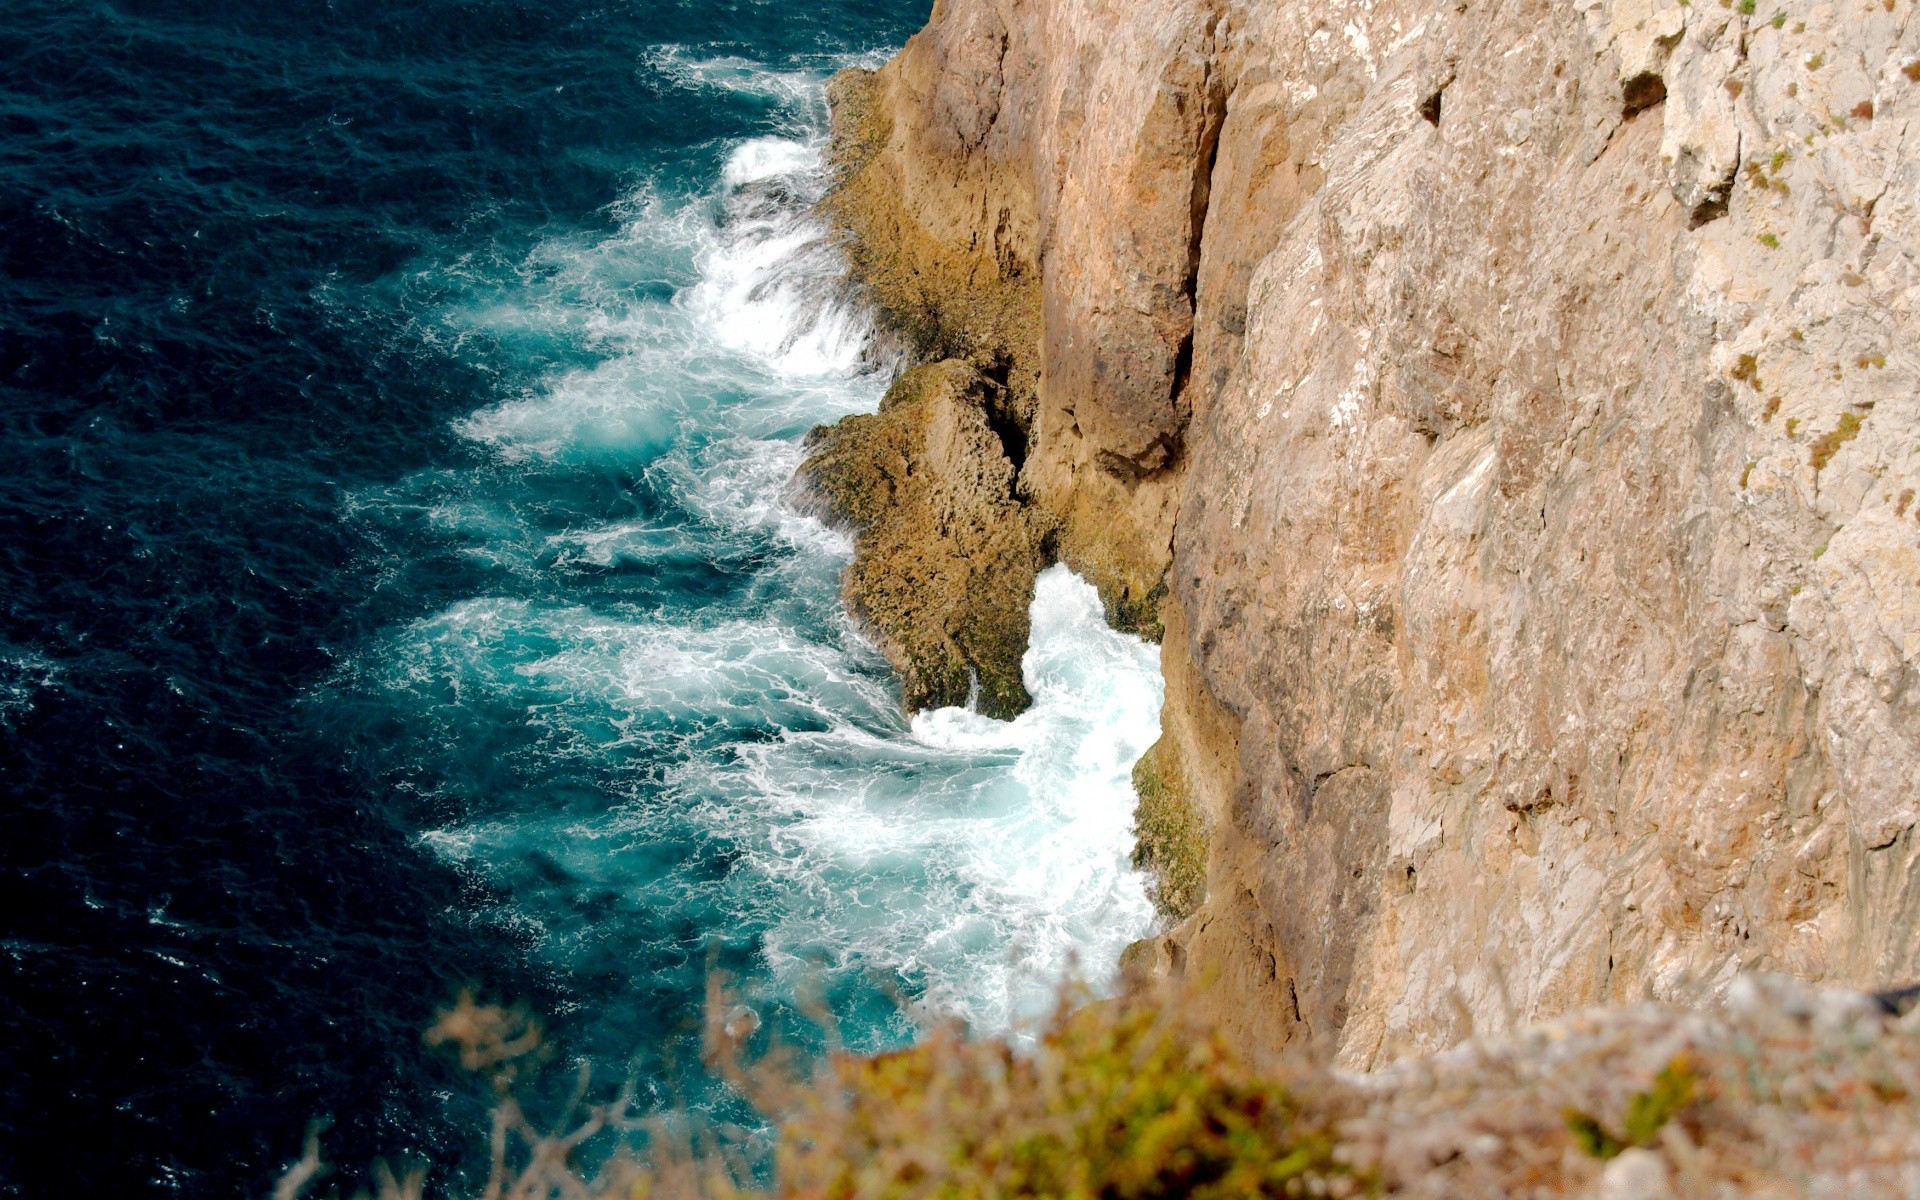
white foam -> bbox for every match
[748,567,1162,1030]
[645,48,823,112]
[722,137,820,188]
[0,646,60,723]
[675,436,852,554]
[354,53,1163,1049]
[451,129,880,467]
[397,568,1159,1035]
[682,137,875,377]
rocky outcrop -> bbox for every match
[820,65,1041,424]
[1330,972,1920,1197]
[810,0,1920,1065]
[814,0,1233,641]
[797,360,1049,719]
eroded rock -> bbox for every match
[797,360,1049,719]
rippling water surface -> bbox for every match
[0,2,1160,1195]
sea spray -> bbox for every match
[359,115,1162,1074]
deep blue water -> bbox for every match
[0,2,1163,1196]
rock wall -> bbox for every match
[810,0,1920,1064]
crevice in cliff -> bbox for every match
[1166,333,1198,444]
[1170,55,1230,454]
[1418,87,1444,126]
[1689,187,1732,229]
[1689,133,1740,229]
[978,357,1029,486]
[967,30,1012,153]
[1621,72,1667,119]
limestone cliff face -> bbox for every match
[812,0,1920,1064]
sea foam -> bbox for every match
[354,75,1161,1063]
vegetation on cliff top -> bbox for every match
[282,975,1920,1199]
[281,981,1356,1200]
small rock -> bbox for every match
[1597,1148,1674,1200]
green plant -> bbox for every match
[1758,232,1780,248]
[1626,1057,1699,1145]
[1566,1111,1622,1160]
[1567,1055,1700,1160]
[1772,11,1787,26]
[1746,158,1790,197]
[1809,411,1863,470]
[773,994,1354,1200]
[1806,54,1825,70]
[1131,740,1210,920]
[1737,0,1755,13]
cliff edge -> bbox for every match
[803,0,1920,1065]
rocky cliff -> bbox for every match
[803,0,1920,1066]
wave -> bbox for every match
[341,59,1161,1061]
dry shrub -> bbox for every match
[279,974,1920,1199]
[738,987,1354,1199]
[278,978,1353,1200]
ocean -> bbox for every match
[0,1,1160,1195]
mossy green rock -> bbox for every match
[1131,736,1209,920]
[798,360,1051,720]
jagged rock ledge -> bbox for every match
[795,19,1214,716]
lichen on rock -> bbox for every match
[1131,736,1209,920]
[797,360,1050,719]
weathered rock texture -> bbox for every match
[797,360,1049,719]
[815,0,1920,1064]
[815,0,1232,639]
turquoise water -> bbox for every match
[346,82,1164,1076]
[0,4,1160,1194]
